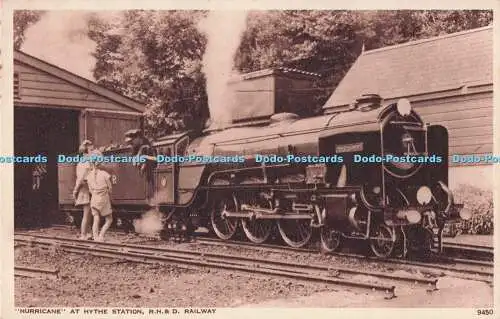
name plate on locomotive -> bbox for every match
[335,142,363,153]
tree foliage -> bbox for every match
[88,10,208,137]
[14,10,45,50]
[87,10,492,136]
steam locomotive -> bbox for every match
[59,92,470,258]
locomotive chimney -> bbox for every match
[227,67,321,125]
[352,94,383,112]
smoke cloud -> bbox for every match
[133,209,165,235]
[22,11,97,80]
[198,11,248,128]
[21,11,122,81]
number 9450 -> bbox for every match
[477,309,493,316]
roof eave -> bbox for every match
[14,50,145,113]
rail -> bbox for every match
[194,237,493,283]
[13,232,450,300]
[14,266,59,279]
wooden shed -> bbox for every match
[323,26,493,190]
[14,50,145,227]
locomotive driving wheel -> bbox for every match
[320,227,343,253]
[241,198,273,244]
[210,194,239,240]
[369,224,396,258]
[277,219,312,248]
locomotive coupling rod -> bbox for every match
[240,205,279,214]
[221,210,254,219]
[221,209,313,220]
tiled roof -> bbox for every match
[324,26,493,109]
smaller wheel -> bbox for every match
[369,224,396,258]
[210,195,239,240]
[320,227,343,253]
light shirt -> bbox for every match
[86,168,112,195]
[86,168,113,216]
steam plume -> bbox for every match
[198,11,248,128]
[22,11,121,81]
[133,209,165,235]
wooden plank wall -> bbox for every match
[84,110,142,149]
[413,92,493,166]
[14,62,127,111]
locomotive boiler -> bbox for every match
[58,69,471,258]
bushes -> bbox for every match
[450,184,493,235]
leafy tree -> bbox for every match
[88,10,208,138]
[358,10,493,49]
[14,10,45,50]
[235,10,493,112]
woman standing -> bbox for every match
[72,140,94,240]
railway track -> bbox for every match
[14,265,59,279]
[15,232,454,300]
[48,224,494,260]
[442,242,494,260]
[25,225,494,281]
[193,237,493,283]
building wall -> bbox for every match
[413,90,493,158]
[412,90,493,191]
[81,109,142,148]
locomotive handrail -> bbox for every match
[389,121,422,126]
[380,107,426,180]
[208,118,378,148]
[401,125,426,131]
[213,134,284,146]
